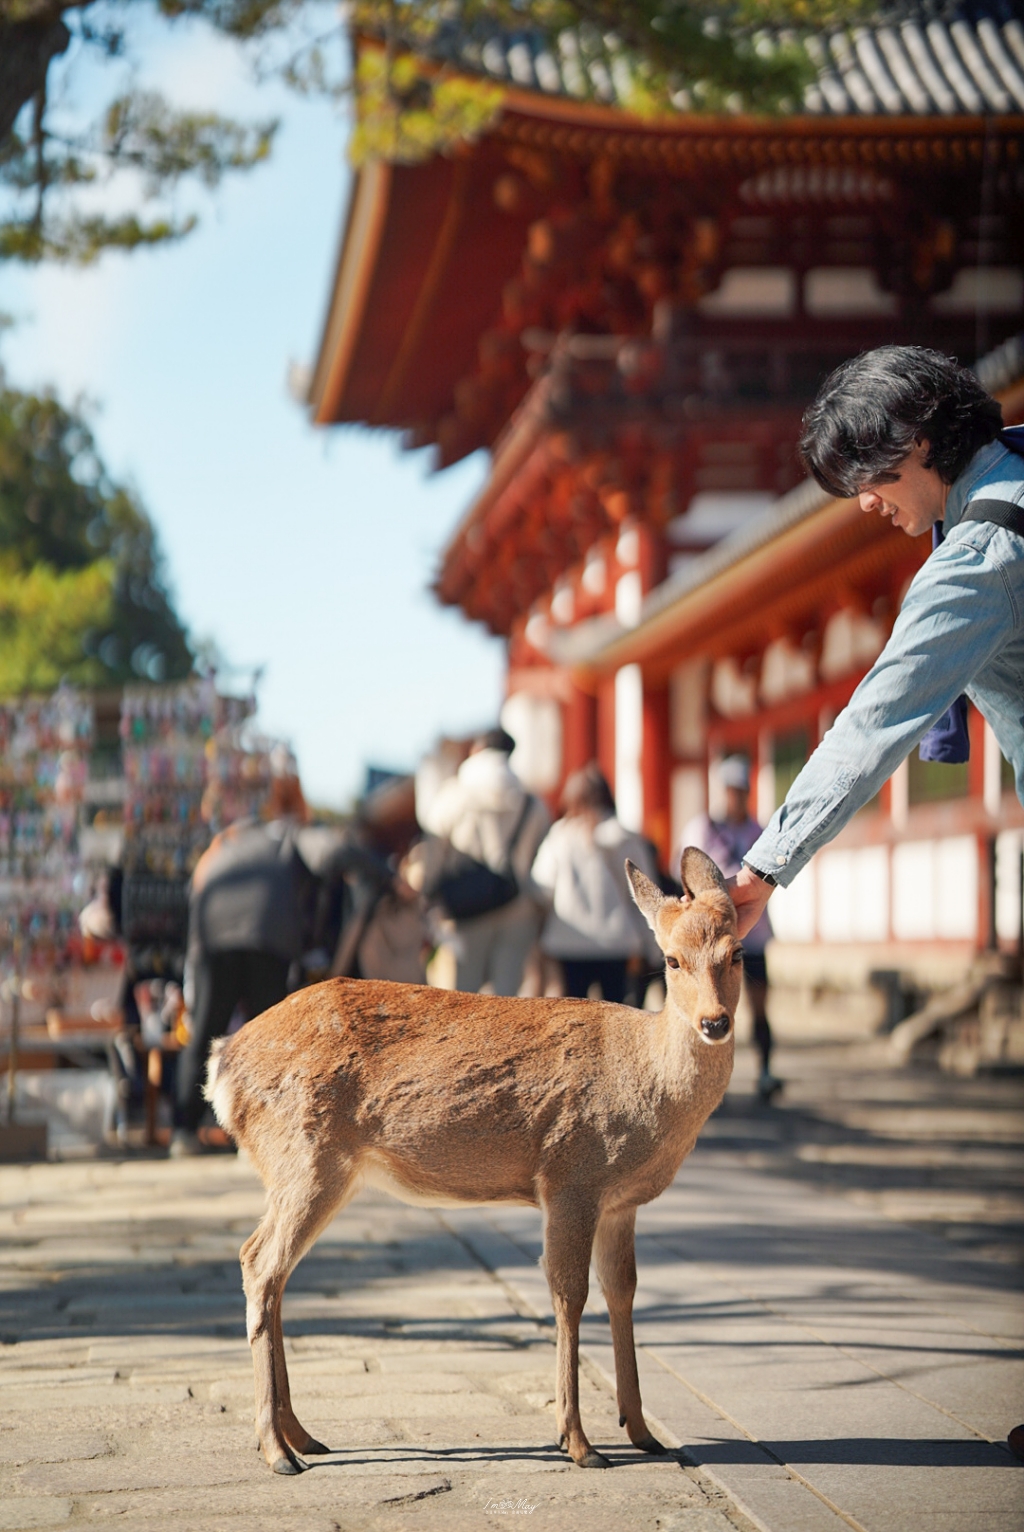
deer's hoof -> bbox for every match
[635,1434,668,1456]
[578,1449,611,1469]
[271,1455,304,1476]
[302,1438,331,1455]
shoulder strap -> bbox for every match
[959,498,1024,537]
[502,794,533,872]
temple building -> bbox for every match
[310,8,1024,989]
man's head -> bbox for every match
[800,347,1003,537]
[719,755,750,823]
[471,726,515,756]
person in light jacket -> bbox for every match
[531,762,661,1004]
[417,728,550,996]
[733,347,1024,940]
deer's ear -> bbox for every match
[679,846,729,899]
[625,860,666,932]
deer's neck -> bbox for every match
[648,998,733,1103]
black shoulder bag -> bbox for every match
[426,796,532,922]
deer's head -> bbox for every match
[626,851,742,1045]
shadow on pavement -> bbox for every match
[688,1436,1020,1468]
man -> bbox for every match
[726,345,1024,1462]
[732,345,1024,945]
[416,727,550,996]
[685,755,780,1098]
[171,758,317,1157]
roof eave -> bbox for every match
[309,158,393,425]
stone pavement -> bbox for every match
[0,1042,1022,1532]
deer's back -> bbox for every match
[213,978,728,1207]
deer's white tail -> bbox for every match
[203,1036,235,1133]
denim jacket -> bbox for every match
[745,437,1024,887]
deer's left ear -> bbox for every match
[626,860,666,932]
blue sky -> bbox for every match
[1,14,503,808]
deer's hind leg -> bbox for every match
[241,1159,358,1475]
[594,1206,665,1455]
[273,1298,329,1455]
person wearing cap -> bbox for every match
[684,756,780,1100]
[416,727,551,996]
[731,347,1024,954]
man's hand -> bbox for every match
[729,864,775,939]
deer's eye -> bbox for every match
[665,955,680,969]
[732,948,744,965]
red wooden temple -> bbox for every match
[310,10,1024,984]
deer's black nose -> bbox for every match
[700,1015,731,1042]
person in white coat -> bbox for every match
[531,763,661,1004]
[416,728,550,996]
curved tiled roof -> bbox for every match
[426,4,1024,117]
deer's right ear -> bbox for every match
[625,860,666,932]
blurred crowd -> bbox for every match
[80,727,778,1155]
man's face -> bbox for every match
[857,441,947,538]
[724,785,749,823]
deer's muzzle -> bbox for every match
[700,1015,731,1043]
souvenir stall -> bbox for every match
[0,678,281,1153]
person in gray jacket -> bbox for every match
[171,803,316,1156]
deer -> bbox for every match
[204,850,741,1476]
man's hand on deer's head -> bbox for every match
[728,865,775,940]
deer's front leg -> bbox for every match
[542,1195,608,1468]
[594,1207,665,1455]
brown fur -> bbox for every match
[206,849,741,1475]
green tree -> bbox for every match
[1,0,870,260]
[0,384,194,689]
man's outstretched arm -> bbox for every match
[743,527,1014,891]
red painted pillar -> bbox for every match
[563,684,597,780]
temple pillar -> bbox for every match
[562,684,597,779]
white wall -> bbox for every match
[769,836,982,946]
[614,663,644,832]
[501,692,563,794]
[671,765,706,868]
[891,837,978,942]
[996,830,1024,945]
[769,861,816,943]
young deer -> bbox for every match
[206,850,741,1475]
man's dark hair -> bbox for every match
[476,726,516,754]
[800,346,1003,498]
